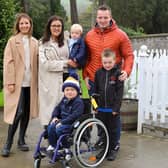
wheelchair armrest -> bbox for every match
[72,113,92,129]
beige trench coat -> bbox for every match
[3,33,39,124]
[38,39,69,125]
[39,40,69,125]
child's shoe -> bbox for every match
[46,145,55,151]
[65,148,71,161]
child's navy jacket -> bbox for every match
[51,95,84,125]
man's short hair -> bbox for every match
[97,5,112,15]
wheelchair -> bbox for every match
[33,96,109,168]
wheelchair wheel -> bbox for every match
[34,158,41,168]
[72,118,109,168]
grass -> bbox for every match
[0,90,4,107]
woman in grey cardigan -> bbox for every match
[39,16,69,127]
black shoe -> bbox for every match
[106,150,118,161]
[114,143,120,151]
[17,142,29,151]
[1,143,12,157]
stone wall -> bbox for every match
[130,33,168,50]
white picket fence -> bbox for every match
[124,45,168,133]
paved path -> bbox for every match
[0,111,168,168]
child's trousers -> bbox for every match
[97,112,120,151]
[47,123,71,147]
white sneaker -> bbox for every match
[47,145,55,151]
[65,148,71,161]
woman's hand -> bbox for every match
[7,84,15,93]
[68,59,78,68]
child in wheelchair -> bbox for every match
[34,73,110,168]
[46,73,84,152]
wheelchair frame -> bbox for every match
[33,96,109,168]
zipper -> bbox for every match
[105,71,108,107]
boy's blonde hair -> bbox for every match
[70,24,83,34]
[101,48,116,59]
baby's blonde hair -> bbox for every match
[70,24,83,34]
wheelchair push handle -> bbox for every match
[91,93,100,99]
[90,93,100,110]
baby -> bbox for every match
[68,24,86,74]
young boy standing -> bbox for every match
[94,49,124,161]
[67,24,86,74]
[47,74,84,150]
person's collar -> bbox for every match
[69,38,78,43]
[95,19,113,29]
[50,36,58,42]
[63,96,78,104]
[102,64,118,71]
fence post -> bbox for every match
[124,50,138,99]
[137,45,149,134]
[159,49,168,123]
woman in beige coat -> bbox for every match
[1,13,38,157]
[39,16,69,127]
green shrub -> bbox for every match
[0,0,18,90]
[119,26,145,37]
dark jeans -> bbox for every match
[47,123,71,147]
[97,112,120,151]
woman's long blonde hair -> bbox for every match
[13,13,33,36]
